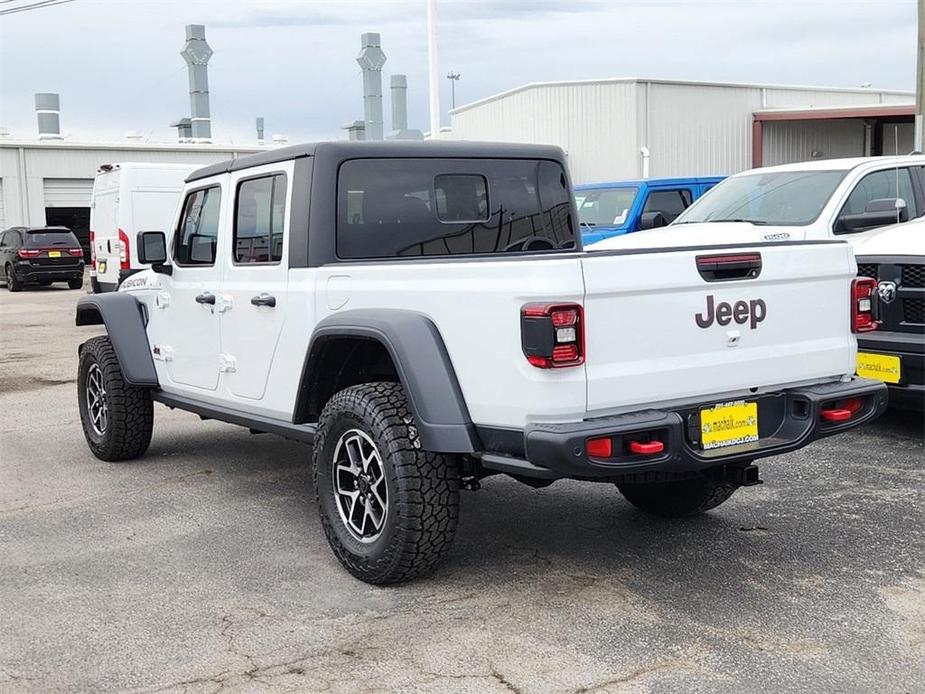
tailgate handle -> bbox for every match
[696,253,762,282]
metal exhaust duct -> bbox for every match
[35,93,62,140]
[388,75,423,140]
[391,74,408,132]
[356,32,386,141]
[256,117,265,145]
[181,24,213,142]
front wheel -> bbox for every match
[313,382,460,585]
[616,475,739,518]
[78,336,154,461]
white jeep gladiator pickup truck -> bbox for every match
[75,142,887,584]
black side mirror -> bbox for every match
[137,231,171,274]
[639,211,668,230]
[835,198,908,234]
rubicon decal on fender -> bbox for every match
[695,295,767,330]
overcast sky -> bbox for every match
[0,0,917,144]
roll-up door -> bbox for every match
[43,178,93,208]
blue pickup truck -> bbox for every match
[576,176,725,245]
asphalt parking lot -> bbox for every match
[0,284,923,694]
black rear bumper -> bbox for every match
[14,262,83,283]
[478,378,888,481]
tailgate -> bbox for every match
[581,242,856,415]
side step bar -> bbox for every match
[152,391,317,443]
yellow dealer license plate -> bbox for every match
[98,261,106,274]
[700,401,758,450]
[856,352,901,384]
[48,250,61,258]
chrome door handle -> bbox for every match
[250,293,276,308]
[195,292,216,305]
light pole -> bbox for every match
[447,71,461,110]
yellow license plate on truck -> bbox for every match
[701,401,758,450]
[856,352,901,384]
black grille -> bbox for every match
[857,263,878,279]
[903,298,925,324]
[901,264,925,288]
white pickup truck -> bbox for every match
[591,155,925,250]
[74,142,887,584]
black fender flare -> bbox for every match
[75,293,159,387]
[299,309,480,453]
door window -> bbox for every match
[839,168,918,220]
[642,189,693,223]
[174,186,222,265]
[233,174,287,264]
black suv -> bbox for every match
[0,226,85,291]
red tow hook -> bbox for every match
[629,440,665,455]
[820,408,852,422]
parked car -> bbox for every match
[0,226,85,291]
[90,162,201,293]
[853,219,925,410]
[589,155,925,250]
[575,176,724,244]
[75,141,886,585]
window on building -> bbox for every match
[642,189,693,223]
[174,186,222,265]
[234,174,287,264]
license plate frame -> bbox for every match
[856,351,901,384]
[700,400,759,450]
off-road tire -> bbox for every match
[313,382,460,585]
[68,277,84,290]
[7,266,22,292]
[77,336,153,462]
[616,476,738,518]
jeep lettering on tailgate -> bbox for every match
[696,295,767,330]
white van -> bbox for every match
[89,163,200,292]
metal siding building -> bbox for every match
[447,79,913,184]
[0,140,264,252]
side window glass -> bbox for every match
[234,174,287,264]
[840,168,918,221]
[643,189,693,223]
[174,186,222,265]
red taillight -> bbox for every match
[521,302,585,368]
[89,229,97,269]
[586,437,613,458]
[17,249,40,258]
[851,277,878,333]
[118,228,130,270]
[67,248,84,257]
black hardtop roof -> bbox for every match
[185,140,568,183]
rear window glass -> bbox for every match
[336,158,577,259]
[25,231,79,247]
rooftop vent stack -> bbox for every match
[343,120,366,141]
[181,24,213,142]
[35,93,62,140]
[391,74,408,132]
[356,33,386,140]
[256,117,265,145]
[388,75,424,140]
[170,117,192,142]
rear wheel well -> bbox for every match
[295,337,400,423]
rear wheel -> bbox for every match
[313,382,460,584]
[68,277,84,290]
[7,266,22,292]
[616,475,739,518]
[78,336,153,462]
